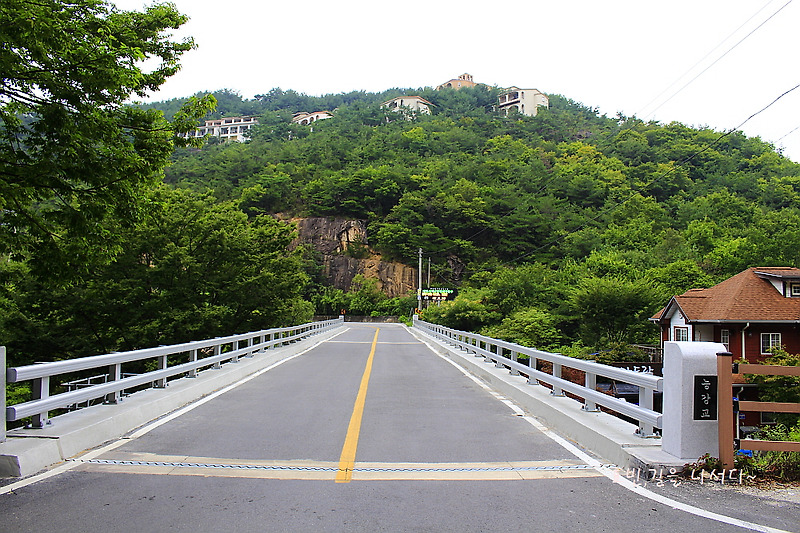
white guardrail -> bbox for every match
[3,318,344,434]
[414,318,663,437]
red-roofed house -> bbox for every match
[651,267,800,362]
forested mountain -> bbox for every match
[5,83,800,368]
[153,85,800,358]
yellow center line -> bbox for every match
[335,328,380,483]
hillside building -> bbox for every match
[496,87,549,117]
[292,111,333,125]
[182,116,258,142]
[436,73,478,90]
[381,96,433,115]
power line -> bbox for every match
[636,0,780,118]
[639,0,793,121]
[777,124,800,142]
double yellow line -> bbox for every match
[335,328,379,483]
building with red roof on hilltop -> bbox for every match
[650,267,800,362]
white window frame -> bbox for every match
[791,284,800,297]
[761,332,781,355]
[674,327,689,342]
[720,329,730,350]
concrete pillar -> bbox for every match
[662,341,725,461]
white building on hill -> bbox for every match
[183,116,258,142]
[496,88,548,117]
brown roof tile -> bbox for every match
[662,267,800,322]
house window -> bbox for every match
[720,329,730,350]
[761,333,781,354]
[791,285,800,297]
[674,327,689,342]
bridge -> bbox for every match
[1,319,798,532]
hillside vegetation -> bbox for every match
[162,86,800,356]
[5,84,800,366]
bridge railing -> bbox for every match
[4,318,343,433]
[414,318,663,437]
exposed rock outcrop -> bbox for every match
[290,217,415,298]
[293,218,368,255]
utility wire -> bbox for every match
[640,0,793,121]
[636,0,780,119]
[777,124,800,142]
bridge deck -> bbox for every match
[1,324,797,532]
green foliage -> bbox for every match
[0,0,214,280]
[420,288,500,332]
[590,343,650,364]
[10,62,800,367]
[1,187,312,364]
[6,383,31,407]
[308,277,415,317]
[688,425,800,482]
[746,424,800,481]
[570,277,663,346]
[481,307,561,351]
[746,349,800,427]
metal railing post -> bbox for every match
[1,346,6,442]
[551,363,564,396]
[510,350,520,376]
[637,385,655,436]
[213,344,222,369]
[31,376,49,428]
[717,351,735,469]
[187,349,198,378]
[154,354,168,388]
[528,355,539,385]
[246,337,254,357]
[231,340,240,363]
[495,345,504,368]
[105,363,121,404]
[583,370,598,412]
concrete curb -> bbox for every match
[0,328,344,478]
[410,326,685,471]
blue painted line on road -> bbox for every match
[81,459,614,473]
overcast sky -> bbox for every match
[113,0,800,162]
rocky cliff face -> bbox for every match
[290,217,416,298]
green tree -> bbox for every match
[0,0,214,278]
[570,277,662,346]
[481,307,561,350]
[1,187,312,363]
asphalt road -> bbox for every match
[1,324,797,532]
